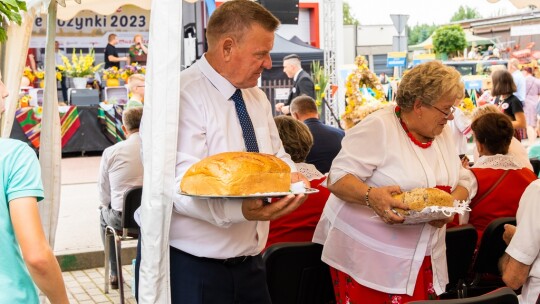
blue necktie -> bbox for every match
[231,89,259,152]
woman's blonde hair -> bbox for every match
[471,104,500,121]
[274,116,313,163]
[127,74,145,92]
[396,61,464,111]
[133,34,142,43]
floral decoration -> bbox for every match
[310,60,327,111]
[57,49,103,78]
[120,63,146,80]
[23,67,35,82]
[103,66,121,80]
[457,97,475,117]
[32,68,62,81]
[341,55,388,129]
[18,93,31,108]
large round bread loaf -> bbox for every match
[180,152,291,196]
[392,188,454,215]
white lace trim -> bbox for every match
[472,154,525,170]
[295,162,325,181]
[402,200,471,225]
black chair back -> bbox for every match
[530,158,540,176]
[122,187,143,234]
[262,242,335,304]
[445,224,477,295]
[473,217,516,275]
[406,287,518,303]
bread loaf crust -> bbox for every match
[180,152,291,195]
[393,188,454,214]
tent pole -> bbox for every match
[38,0,62,251]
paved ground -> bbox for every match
[53,156,137,303]
[46,265,136,304]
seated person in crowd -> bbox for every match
[289,95,345,174]
[459,112,537,242]
[126,74,145,108]
[266,116,330,249]
[98,106,144,289]
[472,104,532,170]
[500,179,540,303]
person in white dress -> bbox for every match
[313,61,473,303]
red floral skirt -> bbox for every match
[330,257,438,304]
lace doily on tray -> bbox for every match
[401,200,471,225]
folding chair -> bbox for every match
[467,217,516,297]
[530,158,540,176]
[104,186,142,303]
[406,286,518,304]
[262,242,335,304]
[442,224,478,299]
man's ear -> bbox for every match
[121,124,128,136]
[222,37,234,62]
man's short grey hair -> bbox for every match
[284,57,301,68]
[122,107,143,132]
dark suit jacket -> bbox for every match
[286,70,315,106]
[304,118,345,174]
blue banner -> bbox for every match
[387,52,407,67]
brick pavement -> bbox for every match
[47,265,136,304]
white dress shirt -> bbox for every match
[506,179,540,304]
[313,106,473,296]
[98,132,144,211]
[171,55,295,259]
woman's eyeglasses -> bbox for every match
[423,103,456,119]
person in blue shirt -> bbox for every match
[0,72,68,303]
[290,95,345,173]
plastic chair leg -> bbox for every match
[115,233,125,304]
[104,227,113,294]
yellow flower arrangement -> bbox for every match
[341,55,388,129]
[57,49,103,78]
[34,69,45,79]
[23,67,35,82]
[32,69,63,84]
[458,97,475,117]
[311,61,327,110]
[103,66,121,80]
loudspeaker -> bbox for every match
[260,0,299,25]
[69,89,100,106]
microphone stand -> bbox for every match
[321,83,343,130]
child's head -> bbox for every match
[128,74,145,100]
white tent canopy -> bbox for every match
[26,0,151,20]
[487,0,540,8]
[409,31,495,51]
[1,0,179,302]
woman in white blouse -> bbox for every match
[313,61,473,303]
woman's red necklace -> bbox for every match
[395,106,433,149]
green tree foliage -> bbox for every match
[343,1,359,25]
[0,0,27,42]
[432,25,467,58]
[407,24,437,46]
[450,5,482,22]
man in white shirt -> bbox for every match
[170,1,307,303]
[500,179,540,303]
[98,106,143,289]
[509,58,526,105]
